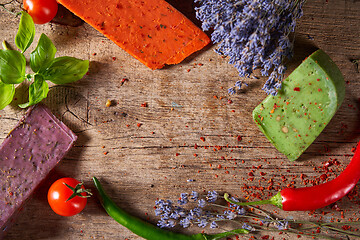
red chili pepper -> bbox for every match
[225,141,360,211]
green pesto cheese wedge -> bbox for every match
[253,49,345,161]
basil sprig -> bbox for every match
[30,33,56,73]
[0,49,26,84]
[0,11,89,110]
[18,74,49,108]
[42,56,90,84]
[0,81,15,110]
[15,10,35,53]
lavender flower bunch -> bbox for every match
[155,191,248,230]
[194,0,306,95]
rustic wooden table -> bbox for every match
[1,0,360,239]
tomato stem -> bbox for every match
[64,182,92,202]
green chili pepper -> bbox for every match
[93,177,249,240]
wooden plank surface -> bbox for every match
[0,0,360,239]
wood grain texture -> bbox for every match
[0,0,359,239]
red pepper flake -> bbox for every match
[342,225,351,230]
[175,153,180,156]
[237,136,242,141]
[318,88,322,92]
[261,235,269,239]
[121,78,129,86]
[137,123,142,127]
[320,174,327,181]
[317,78,320,81]
[293,87,300,91]
[112,57,117,61]
[141,102,148,107]
[200,137,205,142]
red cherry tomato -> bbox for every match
[48,178,89,217]
[23,0,58,24]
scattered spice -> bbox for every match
[106,99,112,107]
[120,78,129,86]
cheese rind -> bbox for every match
[0,104,77,237]
[57,0,211,70]
[252,50,345,161]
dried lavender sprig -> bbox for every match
[154,191,360,239]
[154,191,247,230]
[195,0,306,95]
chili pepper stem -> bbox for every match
[224,192,283,209]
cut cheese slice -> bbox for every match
[0,104,77,237]
[57,0,211,69]
[253,49,345,161]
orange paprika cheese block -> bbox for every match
[57,0,211,69]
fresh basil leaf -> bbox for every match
[0,49,26,84]
[15,11,35,53]
[19,74,49,108]
[30,33,57,73]
[43,56,89,84]
[0,81,15,110]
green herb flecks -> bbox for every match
[0,11,89,110]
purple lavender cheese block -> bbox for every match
[0,104,77,238]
